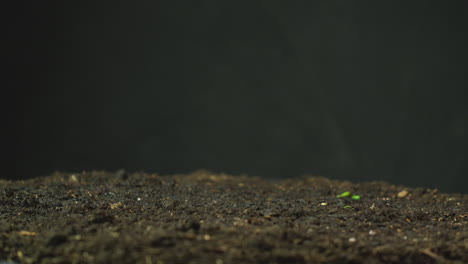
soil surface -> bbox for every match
[0,170,467,264]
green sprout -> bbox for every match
[336,191,361,200]
[336,191,350,197]
[337,192,361,208]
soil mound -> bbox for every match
[1,170,467,263]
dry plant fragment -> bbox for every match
[18,231,36,236]
[398,190,409,198]
[420,248,446,262]
[109,202,123,209]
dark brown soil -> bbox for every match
[1,170,467,264]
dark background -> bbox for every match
[4,1,467,193]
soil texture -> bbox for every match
[1,170,467,263]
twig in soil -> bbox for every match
[420,248,446,262]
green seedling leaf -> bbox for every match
[337,191,350,197]
[343,205,352,209]
[351,195,361,200]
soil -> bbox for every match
[0,170,467,264]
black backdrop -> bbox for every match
[5,1,468,193]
